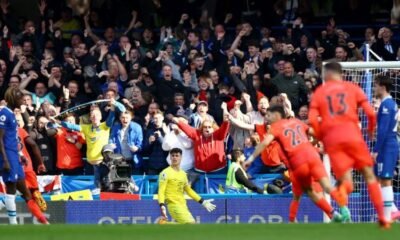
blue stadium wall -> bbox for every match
[3,196,399,224]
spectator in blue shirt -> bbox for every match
[109,109,144,174]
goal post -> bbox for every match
[321,61,400,223]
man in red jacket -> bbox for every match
[170,110,230,173]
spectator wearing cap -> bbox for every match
[109,109,144,174]
[162,115,194,172]
[171,105,230,173]
[271,61,308,113]
[189,100,215,128]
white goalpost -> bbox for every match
[321,60,400,222]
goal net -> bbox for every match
[323,61,400,222]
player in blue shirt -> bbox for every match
[0,87,48,224]
[373,75,400,221]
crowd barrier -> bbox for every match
[46,174,289,195]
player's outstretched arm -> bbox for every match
[245,134,274,167]
[184,184,216,212]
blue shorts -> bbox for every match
[0,151,25,183]
[376,148,399,179]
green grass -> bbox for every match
[0,224,399,240]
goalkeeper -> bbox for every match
[158,148,216,224]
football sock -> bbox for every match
[367,181,385,221]
[289,200,300,222]
[392,203,398,212]
[0,184,5,209]
[381,186,394,221]
[340,180,354,194]
[330,188,346,207]
[5,194,17,224]
[315,198,334,219]
[26,199,47,224]
[335,180,353,206]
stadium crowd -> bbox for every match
[0,0,399,192]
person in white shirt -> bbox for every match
[162,116,194,172]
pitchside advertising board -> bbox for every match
[2,196,399,224]
[0,202,66,224]
[65,199,323,224]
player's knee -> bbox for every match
[361,167,376,182]
[379,178,392,187]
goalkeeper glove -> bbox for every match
[201,199,216,212]
[160,204,168,219]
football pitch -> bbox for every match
[0,224,398,240]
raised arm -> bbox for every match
[84,12,100,44]
[12,56,24,75]
[230,29,246,58]
[124,10,142,35]
[222,101,254,131]
[214,119,230,140]
[24,135,46,173]
[112,55,128,81]
[242,93,254,113]
[61,121,81,132]
[174,117,198,140]
[227,113,254,131]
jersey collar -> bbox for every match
[382,95,392,103]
